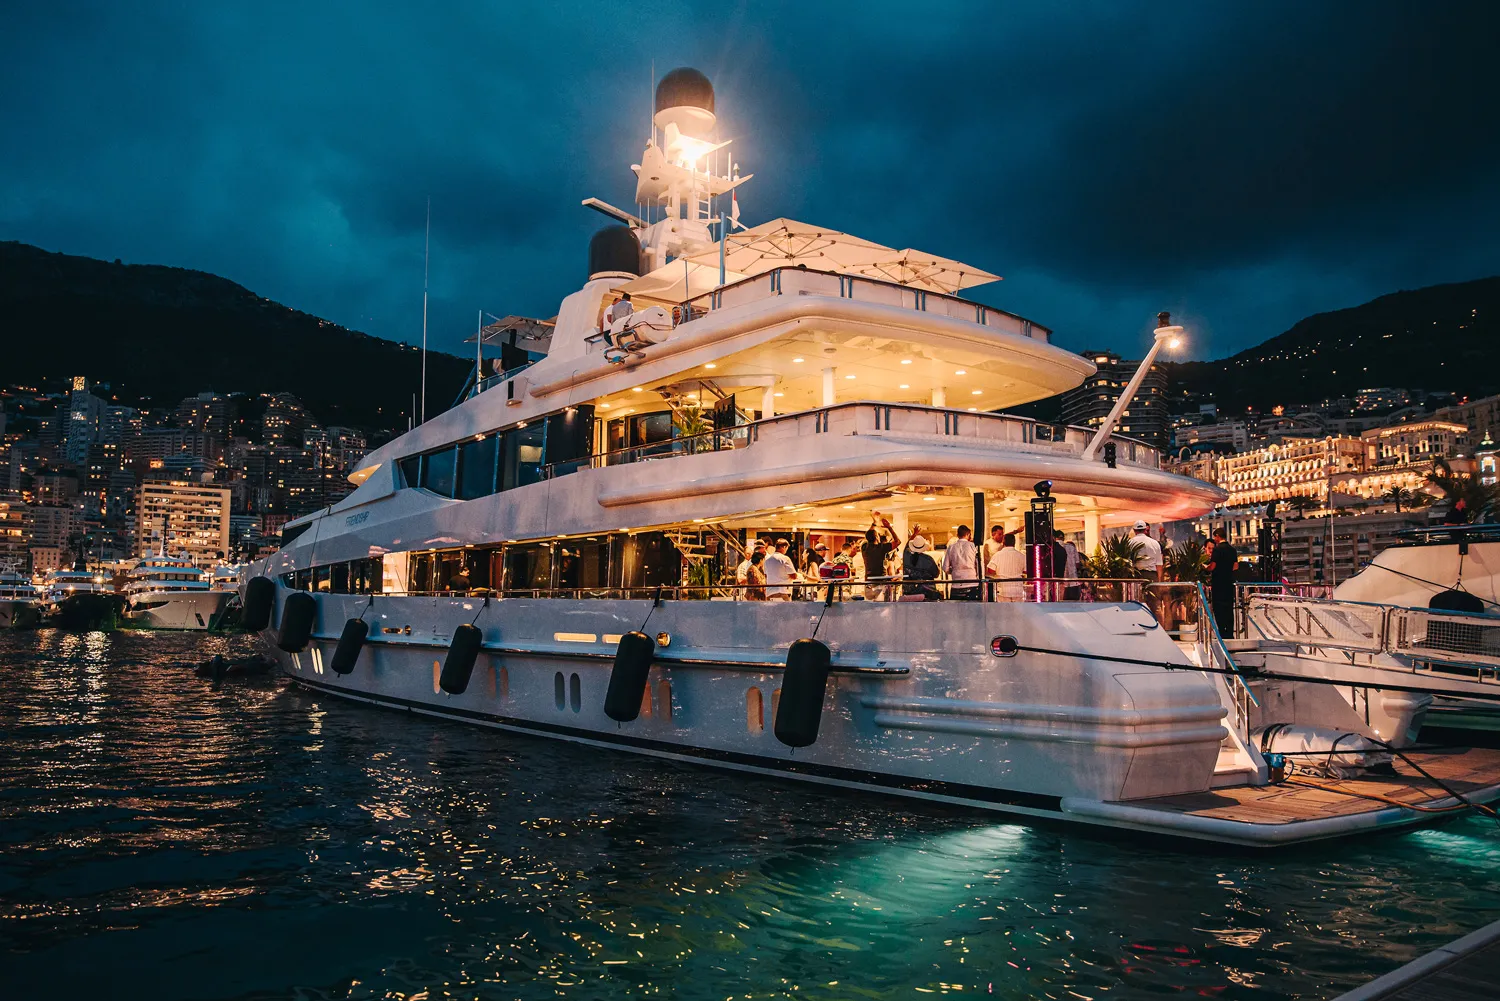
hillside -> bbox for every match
[1,241,472,433]
[1164,276,1500,411]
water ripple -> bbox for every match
[2,630,1499,999]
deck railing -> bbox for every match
[681,267,1052,343]
[541,401,1161,479]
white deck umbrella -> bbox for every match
[842,249,1001,294]
[684,217,894,276]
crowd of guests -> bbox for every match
[730,512,1096,602]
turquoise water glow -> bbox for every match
[2,630,1498,999]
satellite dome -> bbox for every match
[588,225,642,280]
[653,67,716,136]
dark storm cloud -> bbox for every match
[2,1,1496,362]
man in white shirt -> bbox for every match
[1132,521,1164,579]
[940,525,981,600]
[986,532,1027,600]
[735,538,767,588]
[764,538,798,600]
[982,524,1005,568]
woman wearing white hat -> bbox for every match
[902,526,943,600]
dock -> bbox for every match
[1331,918,1500,1000]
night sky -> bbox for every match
[3,2,1496,361]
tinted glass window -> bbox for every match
[502,544,552,594]
[420,448,457,497]
[457,436,498,500]
[556,538,611,591]
[398,455,422,488]
[329,562,349,593]
[502,425,545,491]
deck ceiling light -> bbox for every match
[773,392,784,397]
[704,363,716,369]
[632,386,643,392]
[924,496,935,502]
[901,358,912,365]
[792,357,804,363]
[845,374,856,380]
[899,384,910,389]
[972,390,982,395]
[955,369,967,376]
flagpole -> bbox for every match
[420,196,430,424]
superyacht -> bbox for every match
[244,68,1500,845]
[122,553,233,631]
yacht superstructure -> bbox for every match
[41,565,125,630]
[243,67,1500,846]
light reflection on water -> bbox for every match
[2,630,1499,999]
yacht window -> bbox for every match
[502,544,552,596]
[457,435,499,500]
[408,552,436,594]
[420,448,457,497]
[329,562,349,594]
[293,568,312,591]
[630,412,674,459]
[556,538,610,594]
[544,405,595,475]
[501,425,545,491]
[313,566,331,592]
[398,454,422,488]
[621,532,681,593]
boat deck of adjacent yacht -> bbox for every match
[1069,746,1500,845]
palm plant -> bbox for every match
[672,404,712,454]
[1081,535,1148,579]
[1383,486,1424,512]
[1427,458,1500,521]
[1164,537,1210,583]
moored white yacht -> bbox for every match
[122,553,233,631]
[244,68,1500,846]
[1241,523,1500,740]
[0,569,41,630]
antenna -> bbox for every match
[420,196,430,425]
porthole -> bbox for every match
[554,671,565,710]
[569,672,581,713]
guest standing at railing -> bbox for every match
[1208,529,1238,637]
[745,551,767,601]
[764,538,798,601]
[986,532,1026,601]
[902,529,943,601]
[1132,522,1164,580]
[862,513,896,601]
[941,525,981,601]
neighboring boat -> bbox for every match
[242,67,1500,847]
[42,565,126,630]
[1240,524,1500,743]
[122,554,233,631]
[0,570,41,630]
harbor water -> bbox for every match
[3,630,1498,1000]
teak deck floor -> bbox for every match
[1135,747,1500,825]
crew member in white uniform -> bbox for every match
[1132,521,1164,579]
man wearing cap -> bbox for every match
[1132,521,1163,579]
[764,538,798,600]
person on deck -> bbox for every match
[745,551,767,601]
[941,525,981,600]
[1208,528,1238,637]
[764,538,798,601]
[986,532,1026,601]
[862,513,896,601]
[902,528,943,600]
[1132,521,1164,580]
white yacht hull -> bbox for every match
[126,589,232,630]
